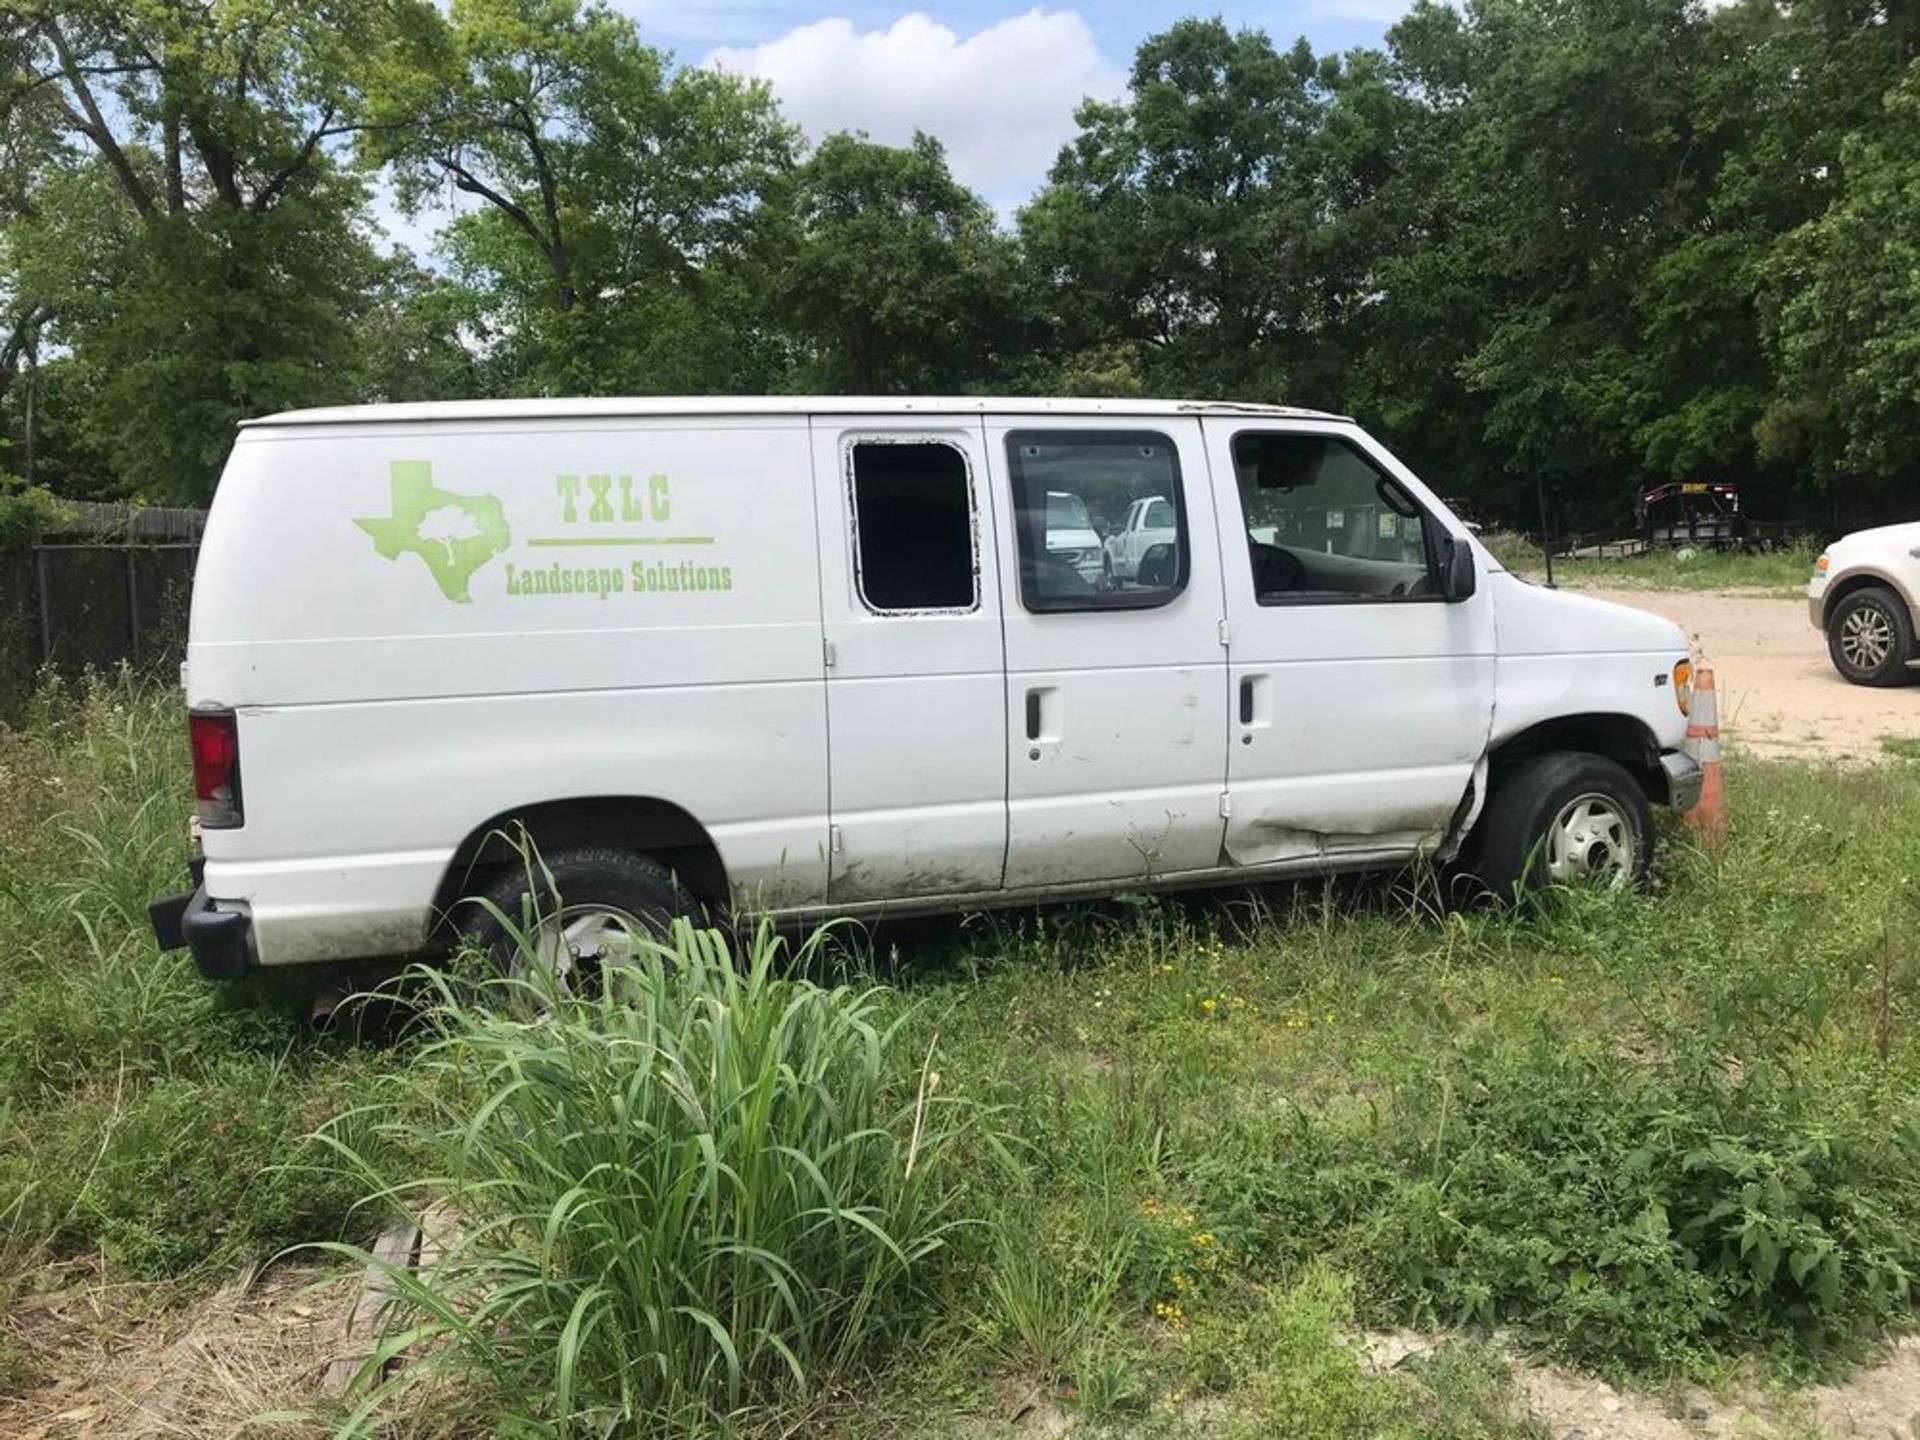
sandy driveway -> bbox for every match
[1588,587,1920,762]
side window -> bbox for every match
[849,440,977,612]
[1006,431,1186,612]
[1233,432,1437,604]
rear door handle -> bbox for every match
[1026,688,1043,740]
[1239,676,1255,725]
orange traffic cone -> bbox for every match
[1684,667,1726,852]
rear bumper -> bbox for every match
[149,884,255,981]
[1661,750,1704,812]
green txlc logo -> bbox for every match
[355,461,509,604]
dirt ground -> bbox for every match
[1367,1331,1920,1440]
[0,1261,360,1438]
[1589,587,1920,763]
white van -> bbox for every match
[149,397,1700,981]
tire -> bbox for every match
[1826,586,1913,687]
[458,845,694,991]
[1471,752,1654,898]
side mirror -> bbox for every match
[1442,536,1477,601]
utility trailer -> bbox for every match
[1560,481,1787,557]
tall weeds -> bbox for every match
[319,919,984,1436]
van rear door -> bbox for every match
[812,419,1008,902]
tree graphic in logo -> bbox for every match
[355,461,509,603]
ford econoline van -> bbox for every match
[149,397,1701,981]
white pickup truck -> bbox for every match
[1105,494,1179,584]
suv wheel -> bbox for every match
[1471,752,1653,898]
[1826,586,1913,687]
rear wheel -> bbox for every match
[459,845,694,993]
[1471,752,1653,898]
[1826,586,1913,687]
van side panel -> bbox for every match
[189,419,828,965]
[1485,574,1690,755]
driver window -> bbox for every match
[1232,432,1436,604]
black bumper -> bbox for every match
[149,884,254,982]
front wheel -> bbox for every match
[1470,752,1653,898]
[1826,586,1913,687]
[458,845,695,994]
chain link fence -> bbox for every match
[0,504,204,721]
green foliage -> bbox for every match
[766,132,1025,393]
[361,0,796,397]
[0,674,387,1297]
[1501,541,1822,595]
[0,477,60,549]
[1762,65,1920,514]
[69,1060,370,1279]
[316,920,983,1434]
[1192,1268,1529,1440]
[8,0,1920,521]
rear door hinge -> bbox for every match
[1218,791,1232,819]
[829,824,844,854]
[1217,618,1230,648]
[823,638,836,669]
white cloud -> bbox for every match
[705,9,1126,208]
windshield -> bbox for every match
[1046,492,1093,529]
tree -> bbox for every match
[1,0,417,500]
[363,0,796,395]
[1021,19,1333,401]
[764,132,1023,393]
[1761,67,1920,520]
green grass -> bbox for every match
[4,675,1920,1436]
[314,919,984,1436]
[0,674,390,1377]
[1881,735,1920,762]
[1484,531,1820,595]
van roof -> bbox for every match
[242,396,1351,428]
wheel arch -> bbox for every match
[1486,713,1668,805]
[1821,568,1917,628]
[430,795,730,934]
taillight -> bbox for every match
[189,709,243,828]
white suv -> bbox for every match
[1809,522,1920,685]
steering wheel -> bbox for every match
[1250,542,1306,595]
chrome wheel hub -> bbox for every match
[1545,793,1634,888]
[1841,605,1893,671]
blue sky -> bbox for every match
[676,4,1407,210]
[624,2,1401,56]
[375,4,1413,252]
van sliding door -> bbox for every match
[812,419,1009,902]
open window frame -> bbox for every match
[845,434,983,618]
